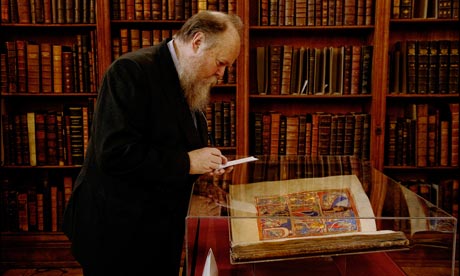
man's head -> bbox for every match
[174,11,243,111]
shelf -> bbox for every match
[249,25,374,31]
[249,94,372,99]
[0,24,96,27]
[1,93,97,97]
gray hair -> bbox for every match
[174,11,243,49]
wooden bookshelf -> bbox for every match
[0,0,459,270]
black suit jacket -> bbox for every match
[62,39,208,272]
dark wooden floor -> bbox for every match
[1,262,457,276]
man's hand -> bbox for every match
[188,147,232,175]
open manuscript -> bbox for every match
[228,175,410,263]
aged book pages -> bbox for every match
[228,175,410,263]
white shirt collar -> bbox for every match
[167,39,180,70]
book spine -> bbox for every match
[406,40,417,94]
[449,103,459,167]
[45,111,59,165]
[259,0,269,25]
[360,45,372,94]
[356,0,365,25]
[62,47,74,93]
[268,45,282,95]
[262,113,271,155]
[329,113,338,154]
[296,115,306,155]
[416,104,428,167]
[361,113,370,160]
[416,40,429,94]
[213,102,223,146]
[280,45,293,95]
[251,112,264,155]
[318,112,332,155]
[230,99,237,147]
[350,45,361,95]
[295,0,307,26]
[52,45,63,93]
[427,110,439,166]
[66,105,84,165]
[0,53,8,93]
[16,0,31,23]
[222,101,231,147]
[17,192,28,231]
[439,120,449,166]
[335,114,346,155]
[343,0,356,25]
[26,112,37,166]
[0,0,10,22]
[56,111,66,166]
[285,115,299,155]
[40,43,53,93]
[16,114,28,165]
[342,45,352,95]
[26,43,40,94]
[438,40,450,94]
[5,42,17,93]
[130,29,141,52]
[50,186,58,232]
[269,0,278,26]
[36,193,44,231]
[270,112,281,155]
[34,112,47,166]
[449,40,459,94]
[278,115,287,155]
[399,0,412,18]
[1,114,13,165]
[15,40,27,93]
[27,187,37,231]
[305,114,313,155]
[427,40,439,94]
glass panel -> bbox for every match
[186,155,457,276]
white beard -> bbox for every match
[177,54,217,112]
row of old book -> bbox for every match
[1,102,95,167]
[385,103,459,168]
[1,0,96,24]
[111,27,238,84]
[194,155,371,198]
[206,100,236,148]
[253,44,372,96]
[113,28,178,59]
[402,178,459,218]
[250,111,371,161]
[258,0,374,26]
[387,177,459,233]
[0,33,98,94]
[0,98,237,166]
[391,0,459,19]
[389,40,460,95]
[0,173,73,232]
[111,0,237,21]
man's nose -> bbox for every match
[216,66,226,78]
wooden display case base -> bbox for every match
[0,232,79,269]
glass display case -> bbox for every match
[185,155,457,276]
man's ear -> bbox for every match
[192,32,205,52]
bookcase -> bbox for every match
[0,0,459,270]
[0,0,101,267]
[383,3,459,222]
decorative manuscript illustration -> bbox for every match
[256,189,360,240]
[228,175,410,263]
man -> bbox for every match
[62,11,243,276]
